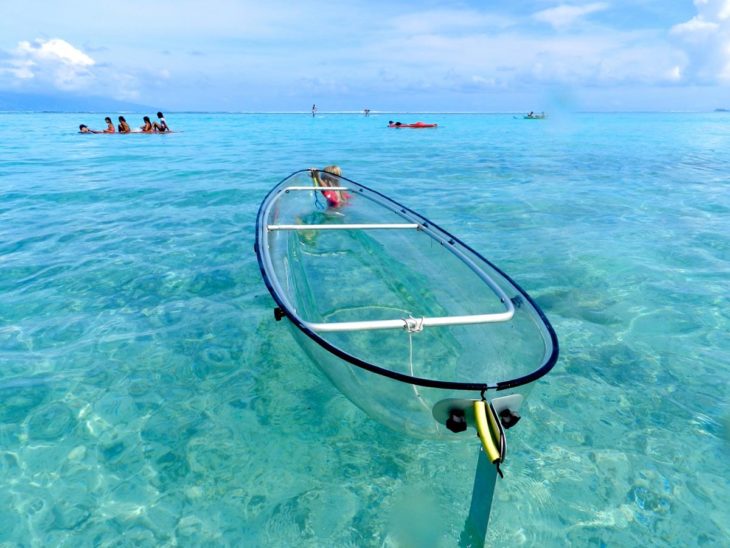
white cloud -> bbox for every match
[0,37,140,99]
[672,18,718,36]
[363,27,681,91]
[389,9,515,35]
[671,0,730,83]
[0,38,96,91]
[6,59,34,80]
[17,38,95,67]
[533,3,610,30]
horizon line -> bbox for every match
[0,109,726,115]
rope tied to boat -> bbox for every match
[403,315,430,413]
[309,170,327,210]
[403,316,424,333]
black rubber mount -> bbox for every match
[446,409,468,433]
[499,408,521,429]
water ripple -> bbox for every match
[0,112,729,544]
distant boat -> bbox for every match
[523,112,547,120]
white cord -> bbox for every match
[404,316,430,411]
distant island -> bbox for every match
[715,108,729,112]
[0,91,154,113]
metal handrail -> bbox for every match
[284,186,350,191]
[268,223,419,231]
[302,307,515,333]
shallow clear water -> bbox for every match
[1,112,728,545]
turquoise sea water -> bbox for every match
[1,112,728,546]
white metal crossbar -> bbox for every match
[303,308,515,333]
[284,186,350,191]
[268,223,419,231]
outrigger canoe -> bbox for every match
[255,169,559,543]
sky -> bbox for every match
[0,0,729,111]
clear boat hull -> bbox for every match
[256,170,558,439]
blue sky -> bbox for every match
[1,1,728,111]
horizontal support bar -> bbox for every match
[283,186,350,191]
[268,223,420,231]
[302,308,514,333]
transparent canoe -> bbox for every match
[255,170,558,439]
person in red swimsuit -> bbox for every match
[310,165,351,208]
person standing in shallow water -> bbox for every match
[312,104,317,117]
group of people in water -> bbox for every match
[79,112,170,134]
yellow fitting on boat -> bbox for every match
[310,169,323,188]
[474,400,501,464]
[487,401,501,444]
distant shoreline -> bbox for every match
[0,110,724,115]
